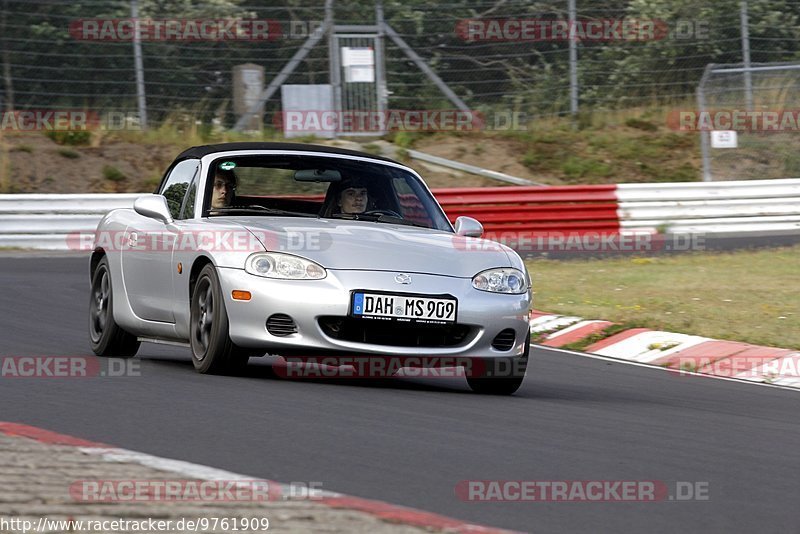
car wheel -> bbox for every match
[466,331,530,395]
[190,263,249,374]
[89,256,140,358]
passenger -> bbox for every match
[211,169,237,209]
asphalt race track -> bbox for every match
[1,254,799,533]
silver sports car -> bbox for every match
[89,143,532,394]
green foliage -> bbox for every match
[294,134,320,143]
[3,0,799,138]
[163,182,188,218]
[45,130,91,146]
[521,150,538,168]
[392,131,416,149]
[102,165,127,182]
[561,156,614,182]
[361,143,382,155]
[625,118,659,132]
[783,151,800,176]
[56,148,80,159]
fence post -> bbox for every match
[740,1,753,111]
[131,0,148,129]
[568,0,579,127]
[698,64,713,182]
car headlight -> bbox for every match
[245,252,326,280]
[472,268,527,294]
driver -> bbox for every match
[329,176,373,215]
[338,184,369,214]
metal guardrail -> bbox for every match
[0,194,144,250]
[407,149,540,186]
[1,179,799,250]
[617,179,800,234]
[0,194,144,214]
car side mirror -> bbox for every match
[454,216,483,237]
[134,194,174,224]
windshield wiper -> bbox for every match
[327,213,376,221]
[327,212,429,228]
[210,206,316,217]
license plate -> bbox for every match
[351,292,457,324]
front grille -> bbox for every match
[318,316,473,348]
[266,314,298,336]
[491,329,516,351]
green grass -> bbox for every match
[526,246,800,349]
[417,104,700,184]
[561,156,614,182]
[503,114,702,184]
[0,143,9,193]
[624,117,659,132]
[557,323,636,352]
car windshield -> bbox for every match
[204,155,453,231]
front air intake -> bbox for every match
[491,329,516,351]
[266,314,298,336]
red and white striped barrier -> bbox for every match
[435,178,800,237]
[530,311,800,388]
[2,179,799,249]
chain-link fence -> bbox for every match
[1,0,800,132]
[696,62,800,180]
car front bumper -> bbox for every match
[218,267,531,360]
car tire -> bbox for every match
[190,263,250,374]
[89,256,140,358]
[466,331,530,395]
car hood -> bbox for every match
[228,217,511,278]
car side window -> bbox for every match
[180,177,198,220]
[392,176,434,227]
[160,159,199,220]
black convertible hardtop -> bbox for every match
[174,142,397,164]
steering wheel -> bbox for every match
[363,209,402,218]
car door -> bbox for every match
[120,159,199,323]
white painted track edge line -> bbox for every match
[533,343,800,393]
[77,446,343,498]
